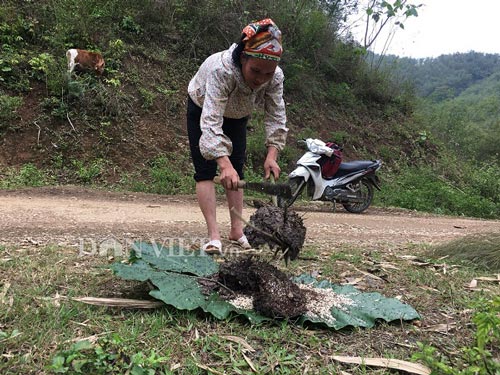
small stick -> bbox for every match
[198,277,237,297]
[66,112,76,131]
[34,121,41,146]
[278,247,289,261]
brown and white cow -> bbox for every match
[66,49,105,75]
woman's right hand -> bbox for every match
[216,156,239,190]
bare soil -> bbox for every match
[1,185,499,250]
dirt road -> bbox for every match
[1,186,499,250]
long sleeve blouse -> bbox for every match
[188,44,288,160]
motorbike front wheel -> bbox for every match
[342,179,374,213]
[277,177,307,208]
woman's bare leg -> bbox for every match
[226,188,244,240]
[196,180,220,241]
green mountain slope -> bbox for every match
[421,70,500,162]
[383,52,500,100]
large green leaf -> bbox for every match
[111,260,154,282]
[110,245,268,323]
[110,242,419,329]
[129,241,219,277]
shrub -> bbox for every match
[0,93,23,127]
[121,155,194,195]
[49,334,169,374]
[376,164,499,219]
[72,159,107,185]
[0,164,51,188]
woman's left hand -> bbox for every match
[264,147,281,179]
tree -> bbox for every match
[362,0,421,50]
[347,0,421,61]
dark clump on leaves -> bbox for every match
[216,258,309,319]
[244,206,306,262]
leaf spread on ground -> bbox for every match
[110,242,420,329]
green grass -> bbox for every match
[429,232,500,272]
[0,164,53,189]
[1,240,499,374]
[375,164,500,219]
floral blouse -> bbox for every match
[188,44,288,160]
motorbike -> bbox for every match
[278,138,382,213]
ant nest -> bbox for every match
[212,258,356,323]
[244,205,306,262]
[227,284,355,325]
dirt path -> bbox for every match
[1,186,499,250]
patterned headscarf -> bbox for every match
[241,18,283,62]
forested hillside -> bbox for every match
[384,51,500,100]
[380,52,500,163]
[420,71,500,163]
[1,0,498,218]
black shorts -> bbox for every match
[186,96,248,182]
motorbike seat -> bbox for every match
[334,160,379,178]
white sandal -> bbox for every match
[231,235,252,250]
[202,240,222,255]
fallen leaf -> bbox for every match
[476,276,500,283]
[379,262,400,270]
[64,332,110,344]
[332,355,431,375]
[0,282,11,304]
[411,261,431,267]
[423,323,457,334]
[342,277,364,286]
[195,363,224,375]
[398,255,419,260]
[73,297,164,309]
[191,352,224,375]
[242,352,258,372]
[353,267,385,282]
[221,335,255,353]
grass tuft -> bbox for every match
[429,232,500,271]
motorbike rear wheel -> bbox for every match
[342,179,374,213]
[277,177,307,208]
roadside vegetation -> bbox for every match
[1,0,497,218]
